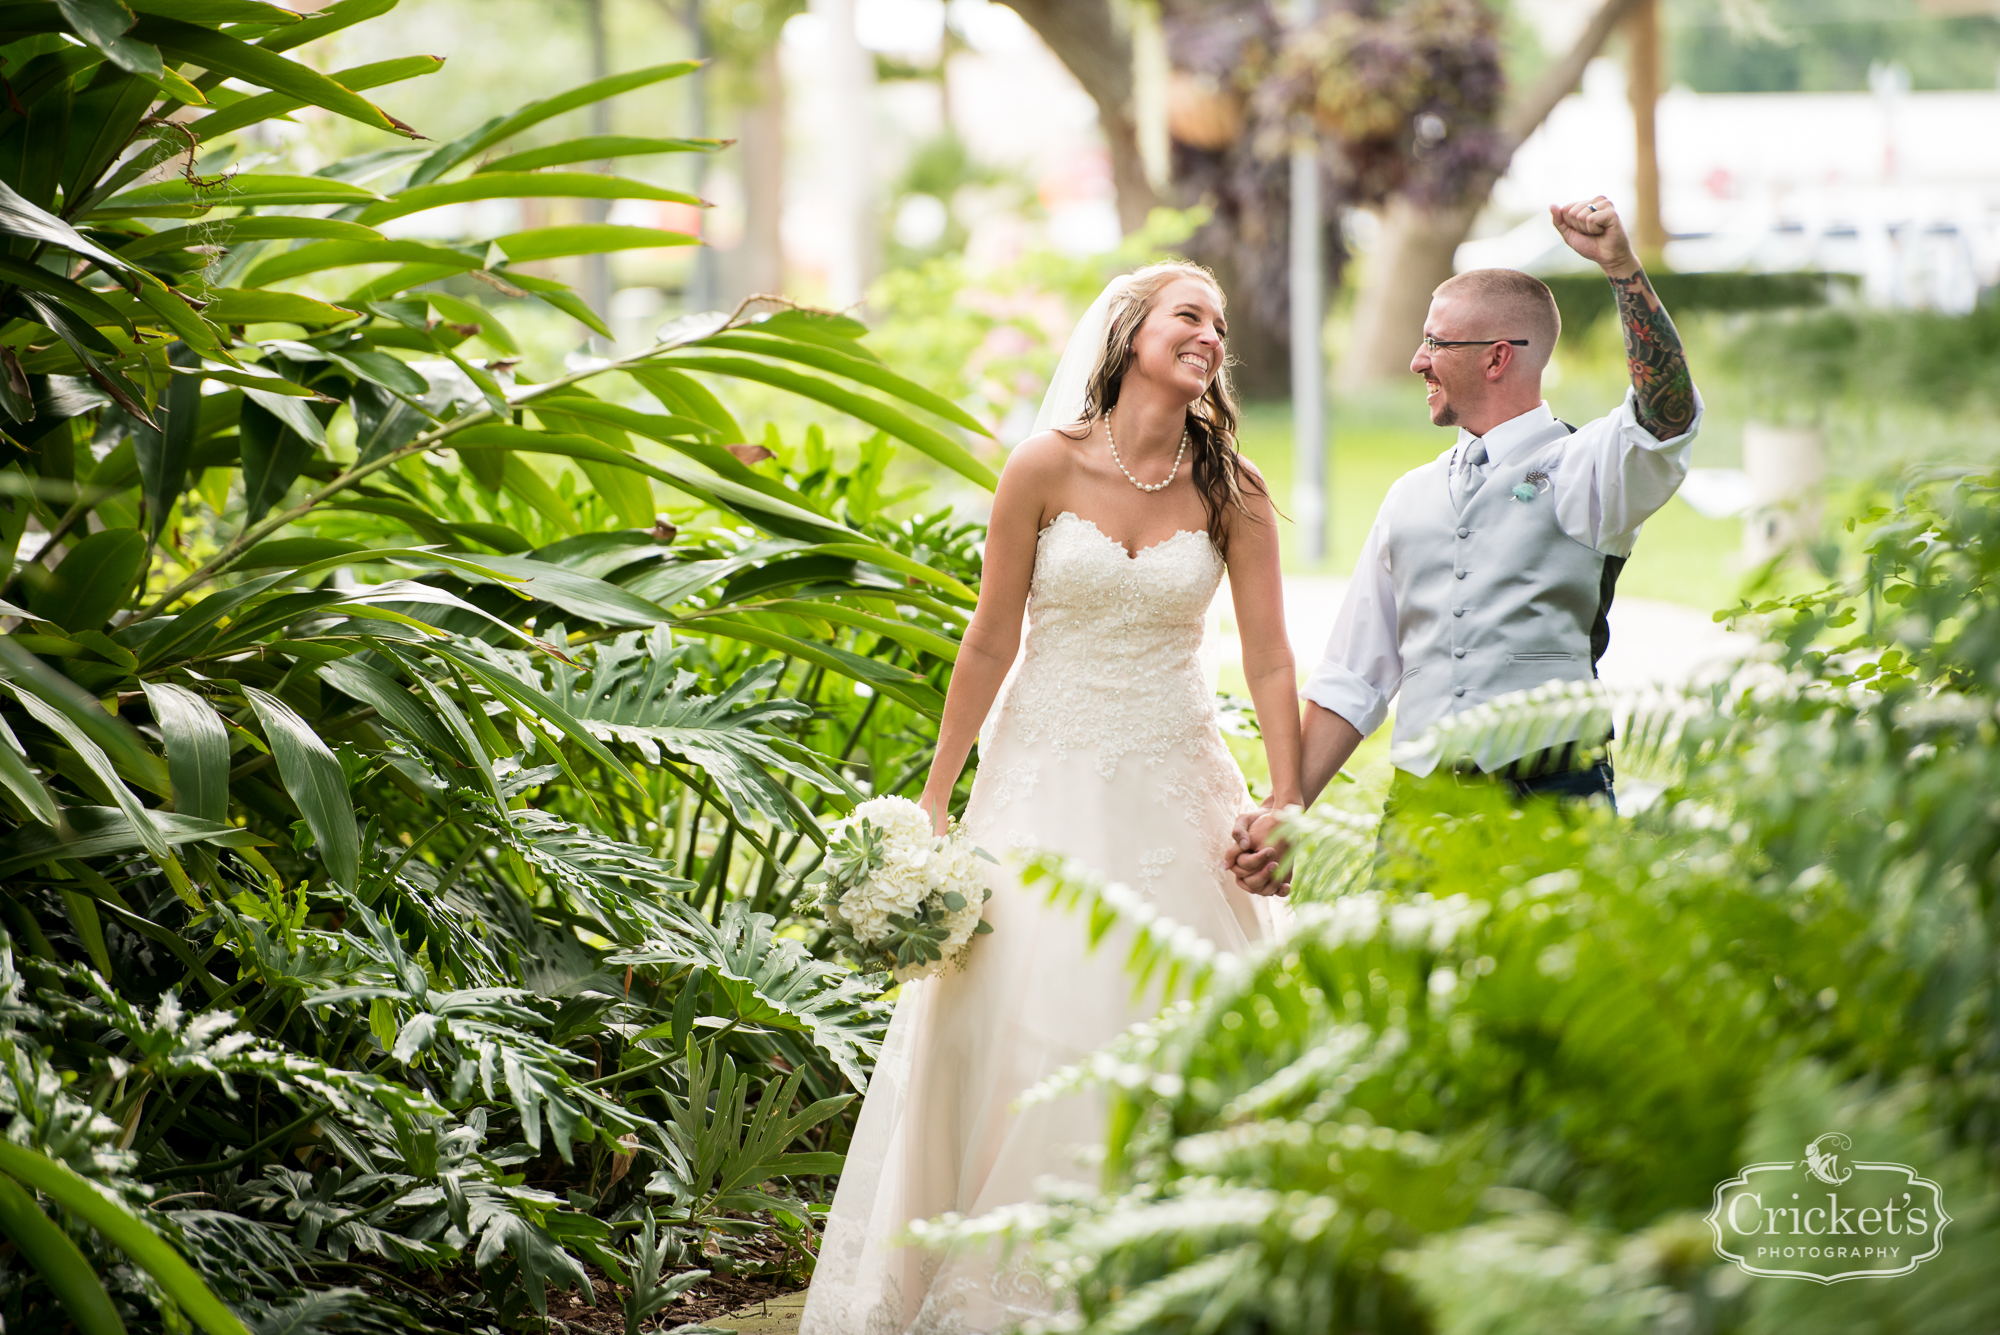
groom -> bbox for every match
[1233,195,1699,893]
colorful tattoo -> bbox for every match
[1608,269,1695,440]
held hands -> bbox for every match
[1550,196,1640,278]
[1227,806,1294,898]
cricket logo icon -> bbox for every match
[1707,1132,1950,1282]
[1805,1133,1852,1186]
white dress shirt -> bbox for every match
[1302,387,1703,745]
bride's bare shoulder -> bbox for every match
[998,424,1090,492]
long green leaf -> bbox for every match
[677,616,944,715]
[253,0,391,52]
[24,528,148,633]
[409,62,700,185]
[202,289,360,326]
[434,552,671,628]
[0,807,253,877]
[492,225,697,263]
[128,0,299,21]
[358,173,703,226]
[244,687,359,893]
[315,657,459,758]
[0,179,137,275]
[0,713,59,827]
[0,1174,128,1335]
[426,644,641,790]
[132,16,419,137]
[0,1140,251,1335]
[118,216,382,259]
[0,257,136,334]
[477,136,725,173]
[241,239,484,287]
[2,684,171,864]
[190,55,444,142]
[54,0,159,78]
[699,330,993,437]
[98,175,386,214]
[650,354,999,489]
[133,342,199,542]
[0,640,168,791]
[140,682,228,823]
[448,422,857,543]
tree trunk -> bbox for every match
[580,0,613,347]
[1627,0,1666,264]
[997,0,1159,233]
[728,44,785,302]
[1341,0,1644,386]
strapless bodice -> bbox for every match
[991,511,1226,778]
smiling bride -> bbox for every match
[800,263,1300,1335]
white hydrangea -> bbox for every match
[930,839,990,954]
[818,795,994,972]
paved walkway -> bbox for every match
[681,1292,806,1334]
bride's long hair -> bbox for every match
[1062,261,1264,552]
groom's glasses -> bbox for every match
[1420,336,1530,353]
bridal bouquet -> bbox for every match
[811,796,994,981]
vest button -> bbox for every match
[1452,607,1465,617]
[1454,648,1466,658]
[1453,687,1467,697]
[1457,527,1470,538]
[1454,570,1467,579]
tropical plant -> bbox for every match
[930,471,2000,1335]
[0,2,994,1329]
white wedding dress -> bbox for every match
[800,510,1285,1335]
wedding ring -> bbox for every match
[1586,204,1598,213]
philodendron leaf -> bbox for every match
[245,687,358,892]
[141,682,228,823]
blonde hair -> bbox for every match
[1063,261,1262,551]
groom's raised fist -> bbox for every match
[1551,195,1639,277]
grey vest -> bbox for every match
[1387,419,1622,768]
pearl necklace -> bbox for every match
[1105,410,1188,494]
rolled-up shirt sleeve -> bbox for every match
[1554,384,1704,557]
[1301,510,1401,737]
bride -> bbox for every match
[800,262,1301,1334]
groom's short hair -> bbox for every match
[1433,269,1561,369]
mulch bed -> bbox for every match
[545,1267,803,1332]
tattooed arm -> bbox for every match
[1549,196,1696,440]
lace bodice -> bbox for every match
[993,511,1225,779]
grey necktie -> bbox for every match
[1454,441,1488,512]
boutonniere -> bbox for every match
[1512,469,1551,502]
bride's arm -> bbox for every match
[917,438,1061,834]
[1225,468,1305,879]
